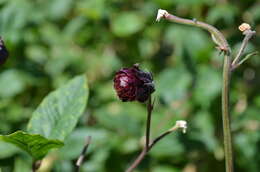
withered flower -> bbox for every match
[0,37,9,66]
[113,64,155,102]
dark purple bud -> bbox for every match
[113,64,155,102]
[0,37,9,66]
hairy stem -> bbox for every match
[157,10,230,51]
[222,55,234,172]
[158,9,234,172]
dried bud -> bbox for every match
[156,9,169,22]
[168,120,188,133]
[113,64,155,102]
[0,37,9,66]
[175,120,187,133]
[238,23,251,32]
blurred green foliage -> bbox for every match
[0,0,259,172]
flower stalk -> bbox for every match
[125,118,187,172]
[113,64,188,172]
[157,9,256,172]
[156,8,234,171]
[222,54,233,172]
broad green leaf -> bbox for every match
[0,131,64,160]
[0,141,20,158]
[111,12,145,37]
[27,75,88,141]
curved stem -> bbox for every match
[125,149,147,172]
[125,122,182,172]
[157,10,230,52]
[158,9,234,172]
[222,55,233,172]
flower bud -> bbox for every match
[113,64,155,102]
[238,23,251,32]
[0,37,9,66]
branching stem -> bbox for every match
[231,30,256,68]
[125,121,183,172]
[157,9,234,172]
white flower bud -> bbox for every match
[175,120,187,133]
[238,23,251,32]
[156,9,169,22]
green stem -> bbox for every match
[222,55,233,172]
[125,122,181,172]
[160,10,234,172]
[145,96,152,149]
[126,96,153,172]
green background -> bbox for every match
[0,0,260,171]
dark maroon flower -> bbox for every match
[0,37,9,66]
[113,64,155,102]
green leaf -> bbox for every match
[0,131,64,160]
[156,67,192,104]
[111,12,145,37]
[27,75,88,141]
[14,158,31,172]
[206,4,238,25]
[193,65,221,108]
[192,111,218,151]
[0,69,28,98]
[76,0,105,20]
[0,141,20,158]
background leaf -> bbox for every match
[0,131,63,160]
[111,12,145,37]
[0,141,20,158]
[27,75,88,141]
[0,0,259,171]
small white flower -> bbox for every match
[176,120,187,133]
[238,23,251,32]
[156,9,169,22]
